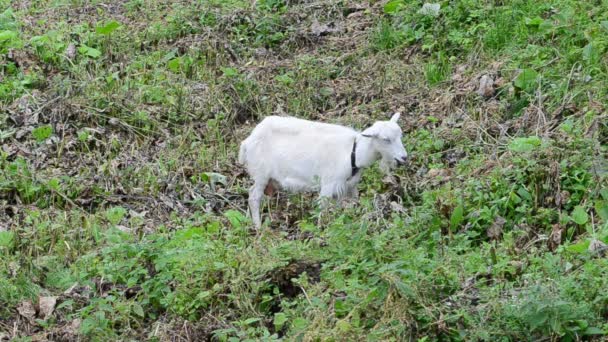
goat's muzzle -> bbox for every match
[395,156,408,166]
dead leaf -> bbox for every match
[426,168,451,185]
[68,318,82,334]
[556,190,570,207]
[547,224,563,251]
[310,20,340,36]
[487,216,505,240]
[38,296,57,320]
[115,225,131,233]
[63,283,79,296]
[426,168,449,178]
[390,201,406,214]
[17,300,36,322]
[589,239,608,257]
[508,260,524,275]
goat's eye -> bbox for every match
[382,138,391,143]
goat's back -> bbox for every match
[253,116,355,137]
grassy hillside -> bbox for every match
[1,0,607,340]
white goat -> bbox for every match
[238,113,408,229]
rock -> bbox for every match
[38,296,57,320]
[253,47,268,57]
[477,75,495,97]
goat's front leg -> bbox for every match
[248,182,266,230]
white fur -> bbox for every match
[238,113,408,229]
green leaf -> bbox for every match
[275,73,294,85]
[517,187,532,202]
[571,206,588,225]
[528,311,548,330]
[175,227,205,241]
[538,20,554,35]
[243,317,260,325]
[0,29,18,42]
[224,210,247,229]
[167,58,181,73]
[32,125,53,142]
[524,17,544,27]
[595,201,608,221]
[132,303,144,318]
[601,21,608,32]
[433,139,445,151]
[319,87,334,96]
[0,8,18,31]
[292,317,308,331]
[566,240,590,253]
[273,313,288,330]
[47,178,60,191]
[384,0,404,14]
[95,20,121,35]
[601,189,608,201]
[508,136,541,152]
[105,206,127,225]
[513,68,539,91]
[337,320,351,332]
[583,327,605,335]
[221,67,239,77]
[197,290,211,300]
[0,231,14,248]
[582,43,598,63]
[78,45,102,58]
[56,299,74,310]
[450,204,464,230]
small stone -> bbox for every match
[66,43,76,60]
[477,75,495,97]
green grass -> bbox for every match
[0,0,607,340]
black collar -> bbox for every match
[351,138,359,177]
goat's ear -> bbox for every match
[361,125,380,138]
[390,112,401,123]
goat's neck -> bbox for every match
[354,135,380,168]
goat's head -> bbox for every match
[361,112,408,169]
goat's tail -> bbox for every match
[238,139,248,165]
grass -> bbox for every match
[0,0,607,340]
